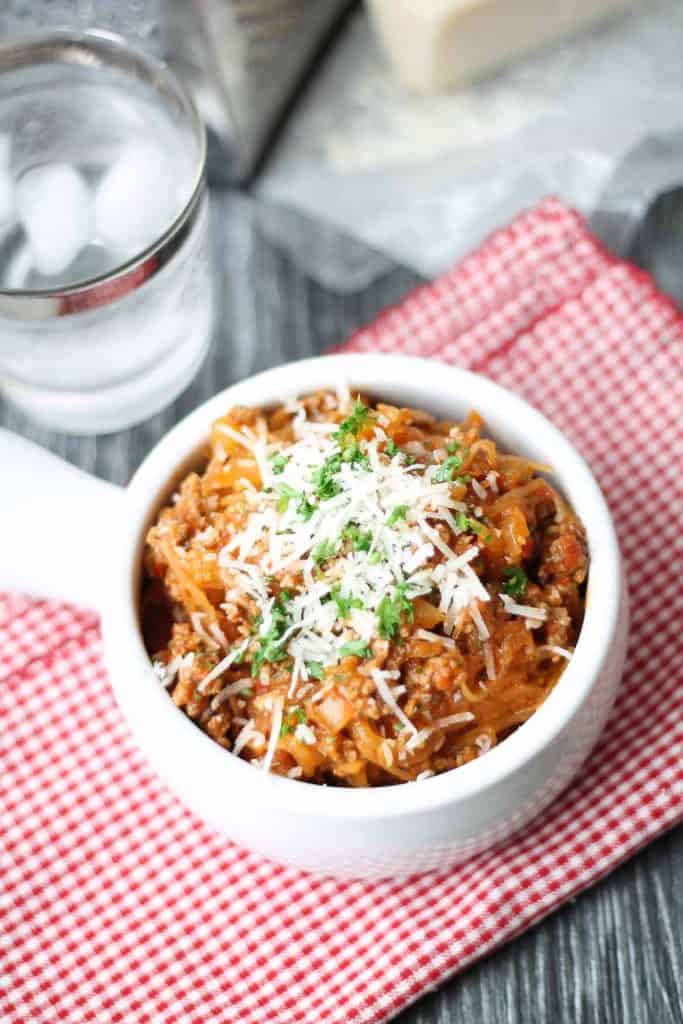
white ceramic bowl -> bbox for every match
[1,355,628,878]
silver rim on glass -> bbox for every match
[0,29,207,320]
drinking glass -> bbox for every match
[0,31,212,433]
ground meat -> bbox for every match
[142,391,588,787]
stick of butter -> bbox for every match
[367,0,636,94]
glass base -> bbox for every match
[1,331,211,434]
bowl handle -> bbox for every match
[0,428,124,609]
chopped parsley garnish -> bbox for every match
[239,686,253,697]
[343,524,372,552]
[276,482,300,512]
[280,706,308,737]
[340,440,370,471]
[455,512,488,537]
[331,585,364,618]
[377,581,414,640]
[312,538,339,565]
[339,639,372,659]
[296,495,316,521]
[333,399,372,442]
[310,403,373,502]
[311,452,343,500]
[503,566,528,597]
[446,441,460,454]
[368,549,384,566]
[306,661,325,681]
[387,504,409,527]
[268,452,289,475]
[433,453,463,483]
[385,439,415,464]
[250,593,291,676]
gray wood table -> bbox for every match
[3,189,681,1024]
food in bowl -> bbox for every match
[142,388,588,787]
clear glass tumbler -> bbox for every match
[0,31,212,433]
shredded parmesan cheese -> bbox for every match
[471,478,487,500]
[371,668,417,735]
[434,712,476,728]
[233,719,261,756]
[499,593,548,621]
[262,697,284,773]
[414,628,456,649]
[153,652,194,688]
[541,644,573,660]
[197,640,249,694]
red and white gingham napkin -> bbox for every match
[2,198,682,1024]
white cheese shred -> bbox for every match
[541,644,573,660]
[435,712,476,728]
[233,719,261,756]
[414,628,456,649]
[262,697,284,773]
[483,641,496,681]
[210,678,252,710]
[197,640,249,694]
[371,669,417,736]
[153,652,194,688]
[499,593,548,622]
[469,601,490,641]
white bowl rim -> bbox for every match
[113,354,622,820]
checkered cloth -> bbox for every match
[2,198,682,1024]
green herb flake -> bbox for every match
[331,586,364,618]
[239,687,253,697]
[385,439,399,457]
[333,399,373,443]
[306,661,325,681]
[433,453,463,483]
[446,441,460,454]
[343,524,373,552]
[339,639,372,660]
[368,550,383,566]
[276,482,300,512]
[503,566,528,598]
[312,537,339,565]
[250,592,292,676]
[376,581,414,640]
[341,440,371,471]
[311,453,343,500]
[279,721,291,738]
[296,496,316,521]
[455,512,488,537]
[387,504,409,527]
[268,452,289,475]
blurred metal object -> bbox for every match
[590,131,683,308]
[166,0,352,183]
[628,186,683,310]
[0,1,353,185]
